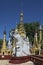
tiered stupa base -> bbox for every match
[9,55,30,64]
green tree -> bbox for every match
[24,22,40,43]
[0,39,3,49]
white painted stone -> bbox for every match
[13,31,31,56]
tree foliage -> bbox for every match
[0,39,3,49]
[24,22,40,43]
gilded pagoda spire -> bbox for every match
[18,12,26,38]
[1,30,7,50]
[0,30,8,55]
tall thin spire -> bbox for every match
[1,30,6,50]
[20,0,24,22]
[17,0,26,38]
[20,12,23,22]
[20,0,23,13]
[39,25,42,42]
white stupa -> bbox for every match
[10,12,31,57]
[12,30,31,57]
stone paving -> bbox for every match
[9,61,34,65]
[0,60,34,65]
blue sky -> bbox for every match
[0,0,43,40]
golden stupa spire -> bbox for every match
[1,30,7,50]
[17,0,26,38]
[18,12,26,38]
